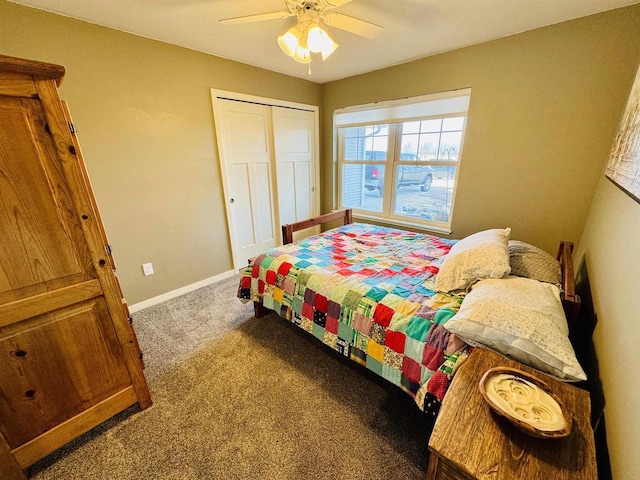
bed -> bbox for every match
[237,209,584,418]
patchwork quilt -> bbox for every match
[237,223,472,416]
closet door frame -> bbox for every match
[210,89,320,271]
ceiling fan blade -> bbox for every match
[322,12,383,39]
[219,10,294,25]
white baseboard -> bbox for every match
[128,269,236,313]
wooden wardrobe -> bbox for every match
[0,55,151,479]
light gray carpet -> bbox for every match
[29,276,431,479]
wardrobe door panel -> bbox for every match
[0,97,94,304]
[0,298,131,449]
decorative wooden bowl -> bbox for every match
[479,367,572,439]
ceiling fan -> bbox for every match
[219,0,383,70]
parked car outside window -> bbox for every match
[364,151,433,195]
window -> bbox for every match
[336,90,470,232]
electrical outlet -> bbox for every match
[142,263,154,276]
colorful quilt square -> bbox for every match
[383,348,403,370]
[300,317,313,333]
[351,347,366,366]
[323,331,338,350]
[366,356,383,376]
[385,330,406,353]
[304,288,316,305]
[404,337,425,364]
[373,303,394,327]
[353,313,373,336]
[312,322,325,342]
[382,364,402,386]
[364,286,388,302]
[367,339,385,362]
[315,294,328,313]
[327,300,341,319]
[301,302,314,321]
[314,310,327,327]
[402,356,422,383]
[338,322,354,343]
[369,323,386,345]
[406,316,433,342]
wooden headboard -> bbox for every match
[280,209,580,324]
[281,209,353,244]
[557,241,581,325]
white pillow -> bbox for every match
[434,228,511,293]
[444,276,586,381]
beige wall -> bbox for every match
[0,0,321,304]
[321,6,640,255]
[576,177,640,480]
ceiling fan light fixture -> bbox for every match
[293,46,312,63]
[306,22,339,60]
[319,33,339,60]
[292,26,311,63]
[307,23,326,52]
[277,25,302,57]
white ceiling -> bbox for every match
[10,0,640,83]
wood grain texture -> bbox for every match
[0,434,25,480]
[61,101,116,271]
[0,279,102,328]
[34,77,152,409]
[0,98,86,295]
[0,54,64,86]
[428,349,597,480]
[0,72,37,99]
[281,208,352,244]
[12,386,138,469]
[0,57,151,471]
[0,299,132,448]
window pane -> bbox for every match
[341,164,384,212]
[403,121,420,134]
[400,134,420,157]
[419,132,440,159]
[438,131,462,160]
[393,166,457,223]
[370,135,388,154]
[442,117,465,131]
[343,127,360,138]
[364,150,386,161]
[343,124,389,161]
[344,137,365,160]
[420,119,442,133]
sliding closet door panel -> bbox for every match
[295,161,312,222]
[272,107,317,240]
[214,99,278,266]
[229,163,255,249]
[254,162,275,241]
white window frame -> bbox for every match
[335,89,470,234]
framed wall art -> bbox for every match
[606,63,640,204]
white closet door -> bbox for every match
[214,99,278,267]
[272,107,318,240]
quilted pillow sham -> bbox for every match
[434,228,511,293]
[444,276,586,381]
[509,240,562,286]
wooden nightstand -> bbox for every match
[427,349,597,480]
